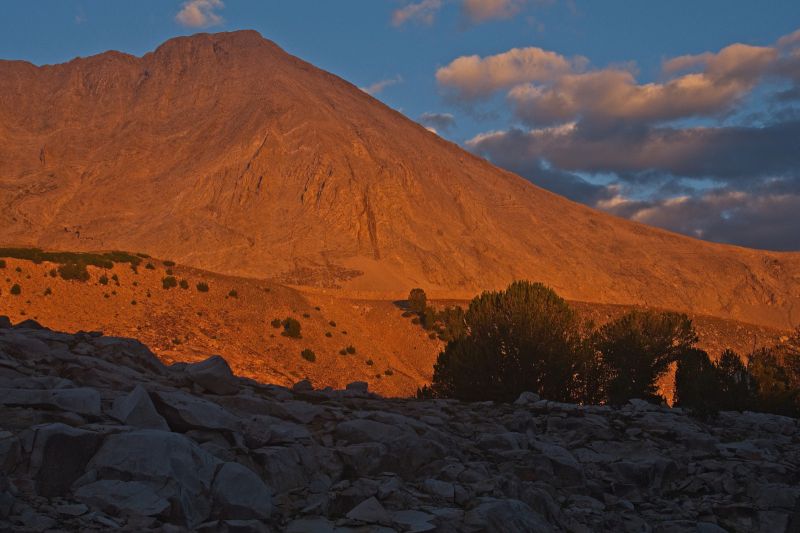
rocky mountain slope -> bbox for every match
[0,253,787,398]
[1,31,800,330]
[1,319,799,532]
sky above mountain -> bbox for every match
[2,1,799,251]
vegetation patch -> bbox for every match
[58,263,90,282]
[162,276,178,289]
[10,284,21,295]
[281,318,302,338]
[0,248,141,269]
[301,349,316,362]
[196,282,209,292]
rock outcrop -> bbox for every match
[1,319,799,532]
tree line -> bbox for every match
[413,281,800,417]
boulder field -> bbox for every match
[0,318,798,532]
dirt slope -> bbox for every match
[0,255,787,397]
[1,30,799,329]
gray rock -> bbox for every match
[463,498,551,533]
[152,390,240,432]
[26,423,103,497]
[185,355,239,396]
[110,385,169,430]
[75,479,170,517]
[346,496,391,524]
[86,429,219,526]
[292,379,313,392]
[212,462,272,520]
[514,391,541,405]
[0,387,101,416]
[346,381,369,393]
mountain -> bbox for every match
[1,30,799,329]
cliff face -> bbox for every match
[1,30,799,328]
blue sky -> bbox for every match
[2,1,800,250]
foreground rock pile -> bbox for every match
[1,319,798,532]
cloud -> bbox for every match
[462,0,527,22]
[175,0,224,28]
[392,0,443,27]
[436,47,585,99]
[419,112,457,131]
[600,186,800,251]
[467,119,800,182]
[360,75,403,96]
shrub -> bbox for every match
[366,359,374,366]
[162,276,178,289]
[172,338,181,345]
[674,349,720,417]
[715,349,758,411]
[302,313,310,318]
[281,317,302,338]
[411,317,420,325]
[430,281,591,403]
[166,269,173,276]
[145,262,155,270]
[111,274,119,285]
[131,300,137,305]
[384,369,394,376]
[408,288,427,314]
[301,349,316,362]
[48,268,57,278]
[325,331,333,337]
[196,282,209,292]
[163,260,176,267]
[747,348,799,416]
[228,289,238,298]
[428,332,438,339]
[43,287,52,296]
[339,349,348,356]
[346,345,356,354]
[10,284,21,295]
[99,274,109,285]
[15,267,22,272]
[179,279,189,289]
[0,259,5,268]
[58,263,89,282]
[594,310,696,405]
[270,318,282,328]
[329,321,337,327]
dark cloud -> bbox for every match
[419,112,456,131]
[600,184,800,251]
[468,119,800,182]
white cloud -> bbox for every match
[359,75,403,96]
[175,0,225,28]
[392,0,443,27]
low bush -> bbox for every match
[0,259,5,268]
[228,290,238,298]
[43,287,52,296]
[301,349,316,362]
[270,318,282,328]
[339,349,347,355]
[196,282,209,292]
[163,260,176,267]
[384,369,394,376]
[162,276,178,289]
[58,263,89,282]
[346,345,356,354]
[99,275,109,285]
[10,284,21,295]
[329,321,337,327]
[281,318,302,338]
[325,332,333,338]
[366,359,374,366]
[179,279,189,289]
[145,263,155,270]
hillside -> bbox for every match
[1,321,798,531]
[0,251,787,398]
[0,31,799,330]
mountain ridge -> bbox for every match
[1,30,799,329]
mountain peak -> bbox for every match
[0,33,799,329]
